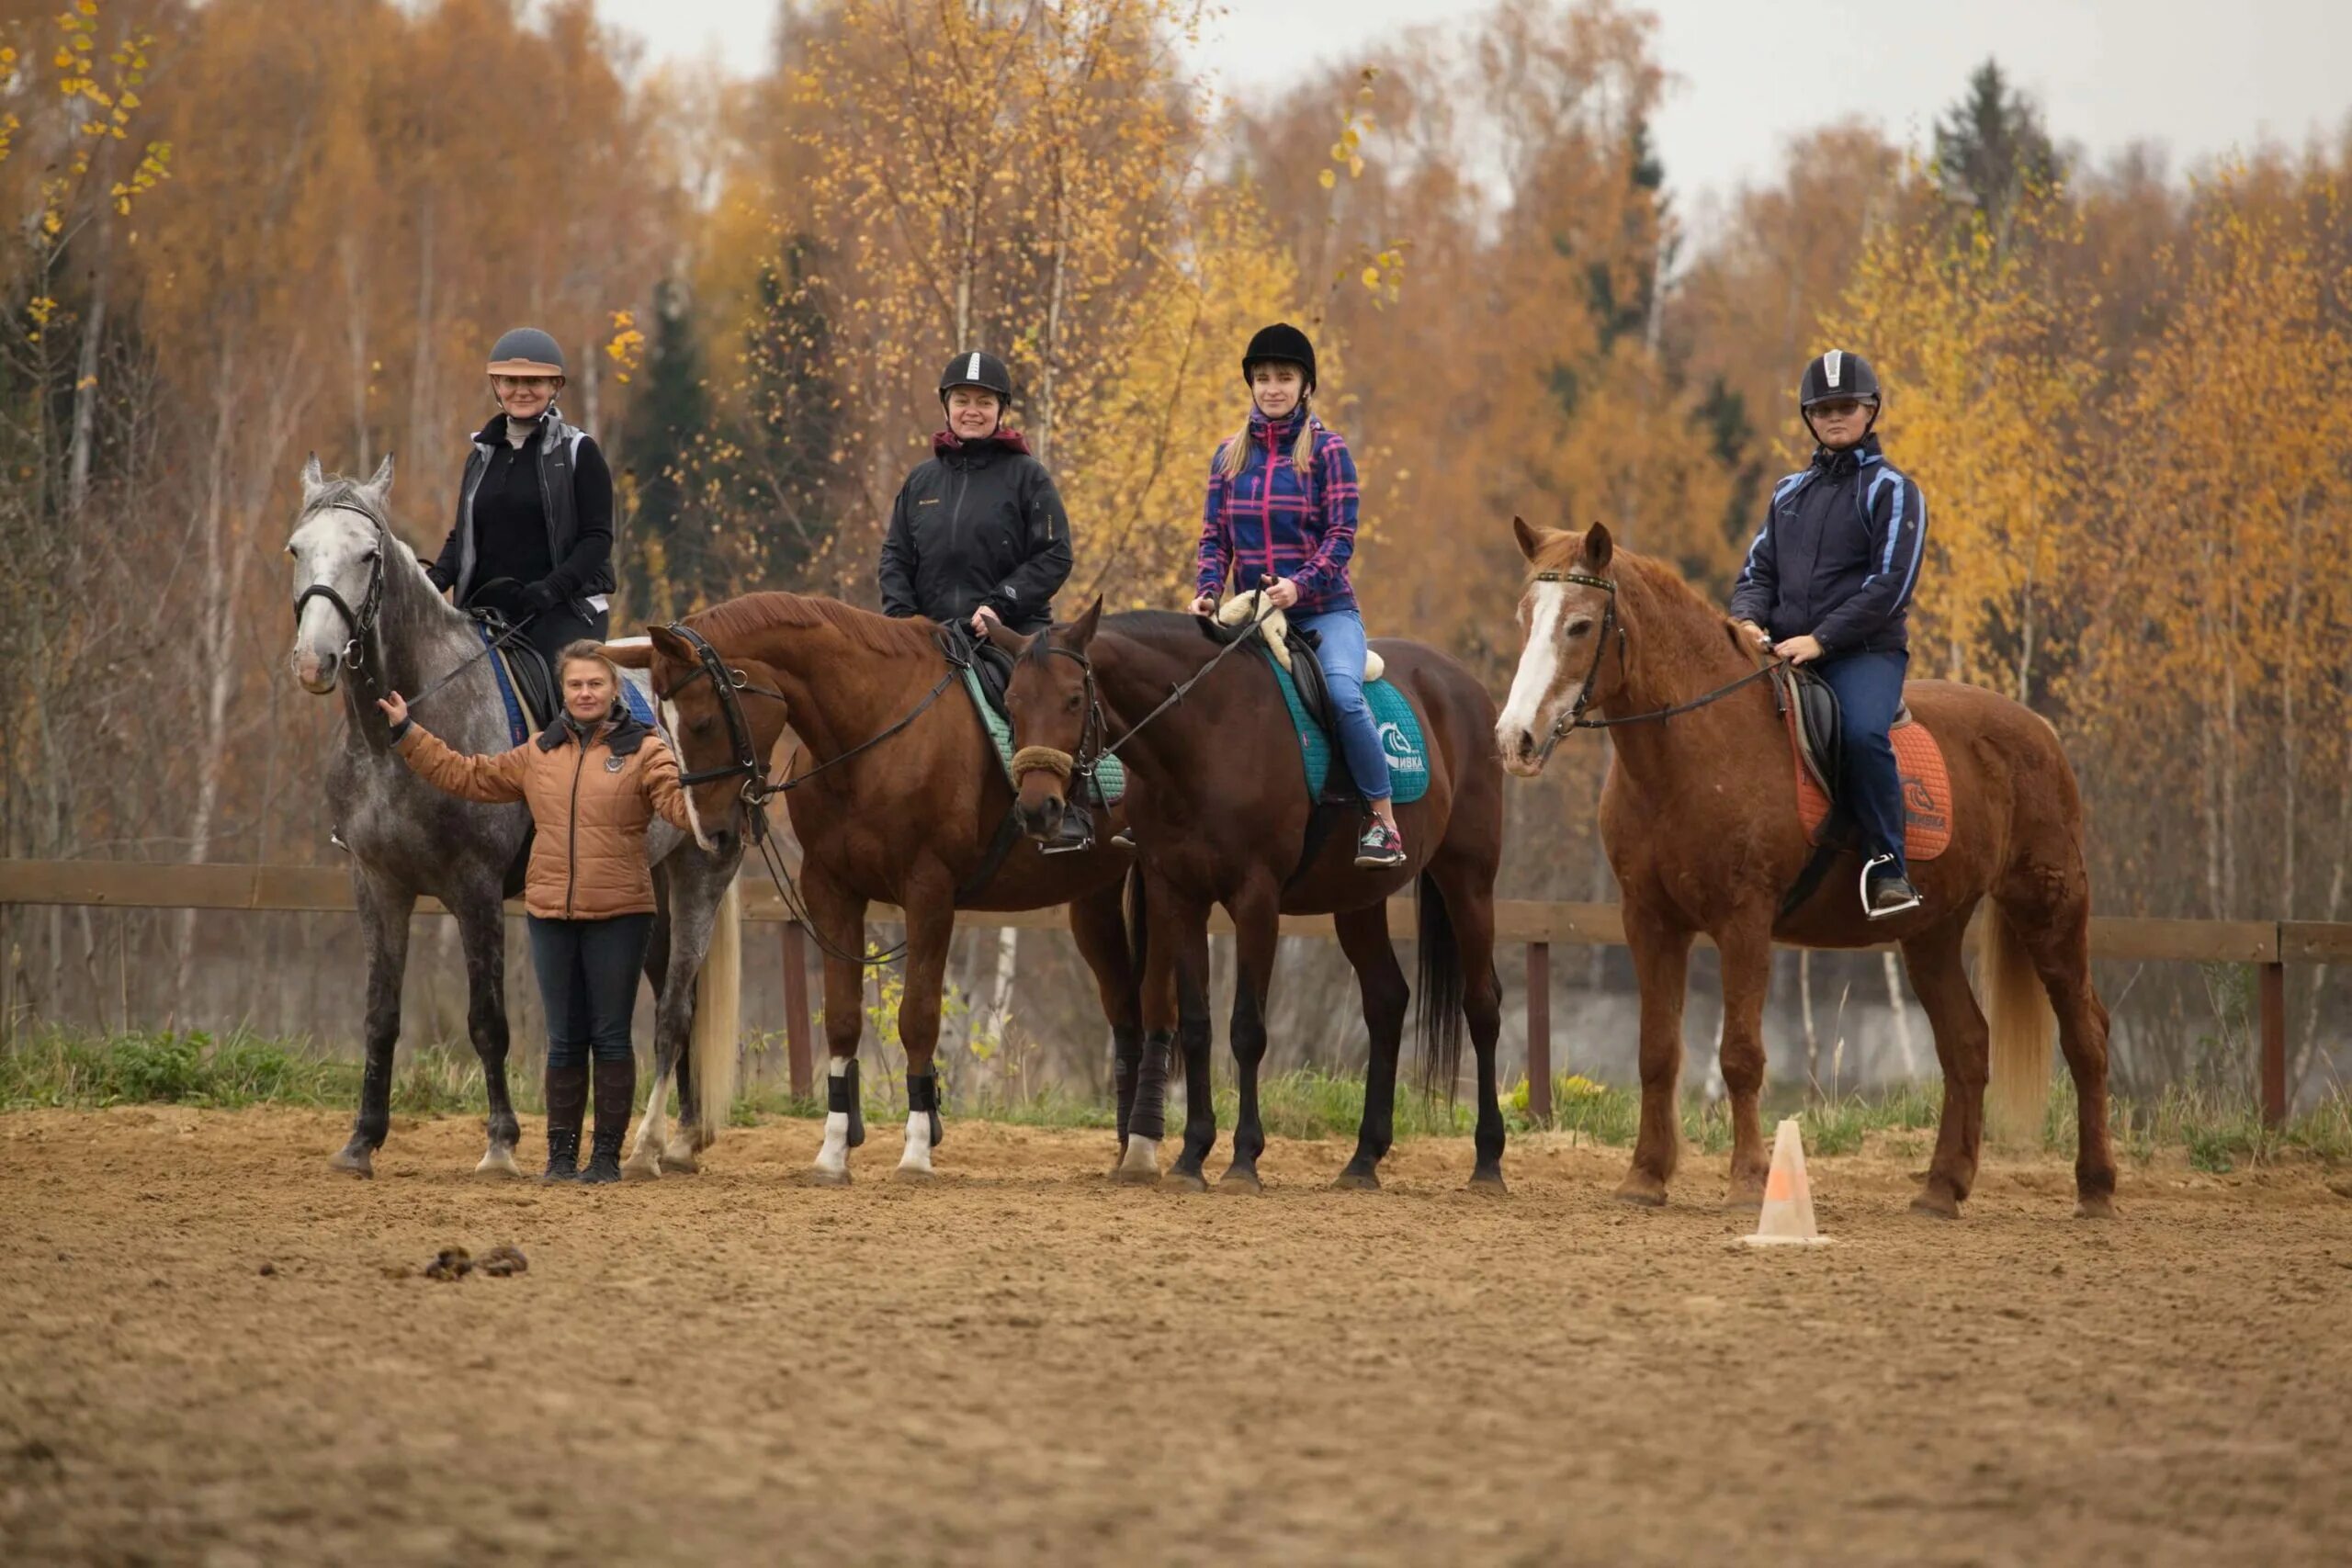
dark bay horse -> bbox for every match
[995,602,1508,1193]
[617,593,1141,1183]
[1493,518,2114,1219]
[287,457,744,1179]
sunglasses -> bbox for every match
[1810,399,1871,418]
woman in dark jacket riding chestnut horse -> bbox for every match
[877,349,1073,637]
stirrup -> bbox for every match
[1860,853,1921,919]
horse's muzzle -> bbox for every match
[296,649,339,694]
[1497,723,1545,777]
[1015,794,1065,841]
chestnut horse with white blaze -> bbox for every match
[1493,518,2114,1219]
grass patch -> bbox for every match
[7,1027,2351,1168]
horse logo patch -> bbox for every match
[1378,720,1426,773]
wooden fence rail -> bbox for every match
[0,859,2312,1126]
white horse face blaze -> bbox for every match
[1497,579,1610,775]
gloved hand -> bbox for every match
[521,580,562,615]
[423,561,451,593]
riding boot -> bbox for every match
[580,1055,637,1184]
[542,1062,588,1181]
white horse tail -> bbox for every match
[693,878,742,1139]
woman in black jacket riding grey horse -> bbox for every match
[426,327,617,674]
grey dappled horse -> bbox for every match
[286,455,745,1179]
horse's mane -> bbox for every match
[687,592,942,661]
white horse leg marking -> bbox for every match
[1117,1134,1161,1179]
[474,1143,522,1179]
[1496,581,1567,755]
[897,1111,933,1177]
[624,1068,670,1179]
[815,1056,852,1180]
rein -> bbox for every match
[1531,569,1785,764]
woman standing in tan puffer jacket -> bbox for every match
[378,642,693,1183]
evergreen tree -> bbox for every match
[725,240,847,589]
[1934,60,2061,236]
[616,277,712,619]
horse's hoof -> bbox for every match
[660,1142,701,1175]
[621,1148,663,1182]
[1613,1175,1668,1207]
[1908,1191,1961,1221]
[1217,1167,1263,1195]
[892,1167,934,1184]
[2075,1192,2118,1220]
[807,1166,852,1188]
[1110,1164,1161,1187]
[1466,1169,1508,1196]
[1722,1189,1764,1214]
[473,1146,523,1179]
[329,1142,375,1179]
[1167,1167,1209,1193]
[1331,1166,1381,1192]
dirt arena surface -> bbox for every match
[4,1107,2349,1566]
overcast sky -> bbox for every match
[594,0,2352,224]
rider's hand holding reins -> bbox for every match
[1189,592,1218,616]
[969,604,1001,636]
[1264,578,1302,610]
[376,692,410,728]
[1774,634,1825,666]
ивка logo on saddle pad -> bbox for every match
[1378,719,1427,773]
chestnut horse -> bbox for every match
[1493,519,2114,1219]
[612,593,1141,1183]
[995,602,1508,1192]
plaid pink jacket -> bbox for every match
[1193,409,1361,614]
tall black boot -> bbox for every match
[542,1061,588,1181]
[580,1055,637,1184]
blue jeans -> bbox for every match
[1291,608,1392,803]
[1815,649,1909,879]
[526,913,654,1066]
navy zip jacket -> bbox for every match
[1728,433,1927,656]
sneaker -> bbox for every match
[1354,818,1407,869]
[1863,871,1922,919]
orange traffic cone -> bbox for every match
[1742,1117,1830,1247]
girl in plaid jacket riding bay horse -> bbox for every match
[1189,322,1406,869]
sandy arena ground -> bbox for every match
[3,1105,2349,1566]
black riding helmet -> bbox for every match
[1241,321,1317,395]
[939,349,1014,408]
[1800,348,1881,443]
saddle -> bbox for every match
[1771,663,1951,916]
[1196,612,1430,810]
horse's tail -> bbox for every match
[1983,902,2053,1144]
[1416,872,1467,1098]
[692,877,742,1137]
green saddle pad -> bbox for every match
[1261,647,1430,806]
[963,668,1125,807]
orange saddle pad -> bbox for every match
[1789,705,1954,862]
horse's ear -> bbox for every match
[1582,521,1614,572]
[364,453,395,498]
[1064,596,1104,650]
[646,625,693,664]
[1510,515,1545,563]
[601,639,653,670]
[980,619,1026,655]
[300,453,324,496]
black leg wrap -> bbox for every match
[829,1059,866,1147]
[1128,1031,1172,1143]
[907,1070,944,1148]
[1112,1026,1143,1142]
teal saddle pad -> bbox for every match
[964,668,1125,807]
[1261,647,1430,806]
